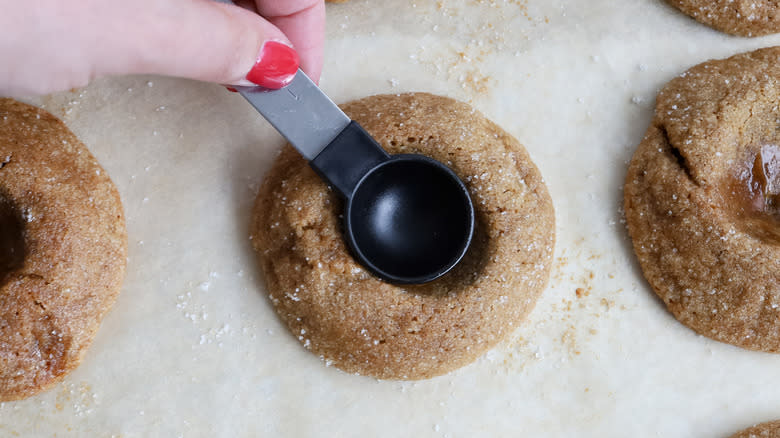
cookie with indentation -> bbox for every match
[0,98,127,401]
[730,420,780,438]
[667,0,780,36]
[625,46,780,352]
[251,93,555,379]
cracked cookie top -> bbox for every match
[625,47,780,352]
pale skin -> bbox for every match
[0,0,325,96]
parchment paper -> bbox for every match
[3,1,780,436]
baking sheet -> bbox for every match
[3,0,780,436]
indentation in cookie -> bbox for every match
[0,194,25,281]
[385,139,491,293]
[344,138,491,294]
[726,144,780,243]
[407,211,490,296]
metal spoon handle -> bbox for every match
[217,0,348,158]
[236,70,389,197]
[234,70,350,160]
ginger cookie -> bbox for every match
[0,99,127,401]
[251,93,554,379]
[730,420,780,438]
[666,0,780,37]
[625,46,780,352]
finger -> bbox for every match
[97,0,299,87]
[255,0,325,83]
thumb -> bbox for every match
[99,0,299,88]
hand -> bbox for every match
[0,0,325,96]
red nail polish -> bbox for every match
[225,86,238,92]
[246,41,299,89]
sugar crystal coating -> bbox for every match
[625,47,780,353]
[667,0,780,37]
[251,93,555,379]
[0,99,127,401]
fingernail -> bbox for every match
[225,86,238,92]
[246,41,299,89]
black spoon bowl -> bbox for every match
[311,121,475,284]
[346,155,474,284]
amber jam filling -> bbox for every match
[726,144,780,242]
[0,196,25,280]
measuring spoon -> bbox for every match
[236,70,475,284]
